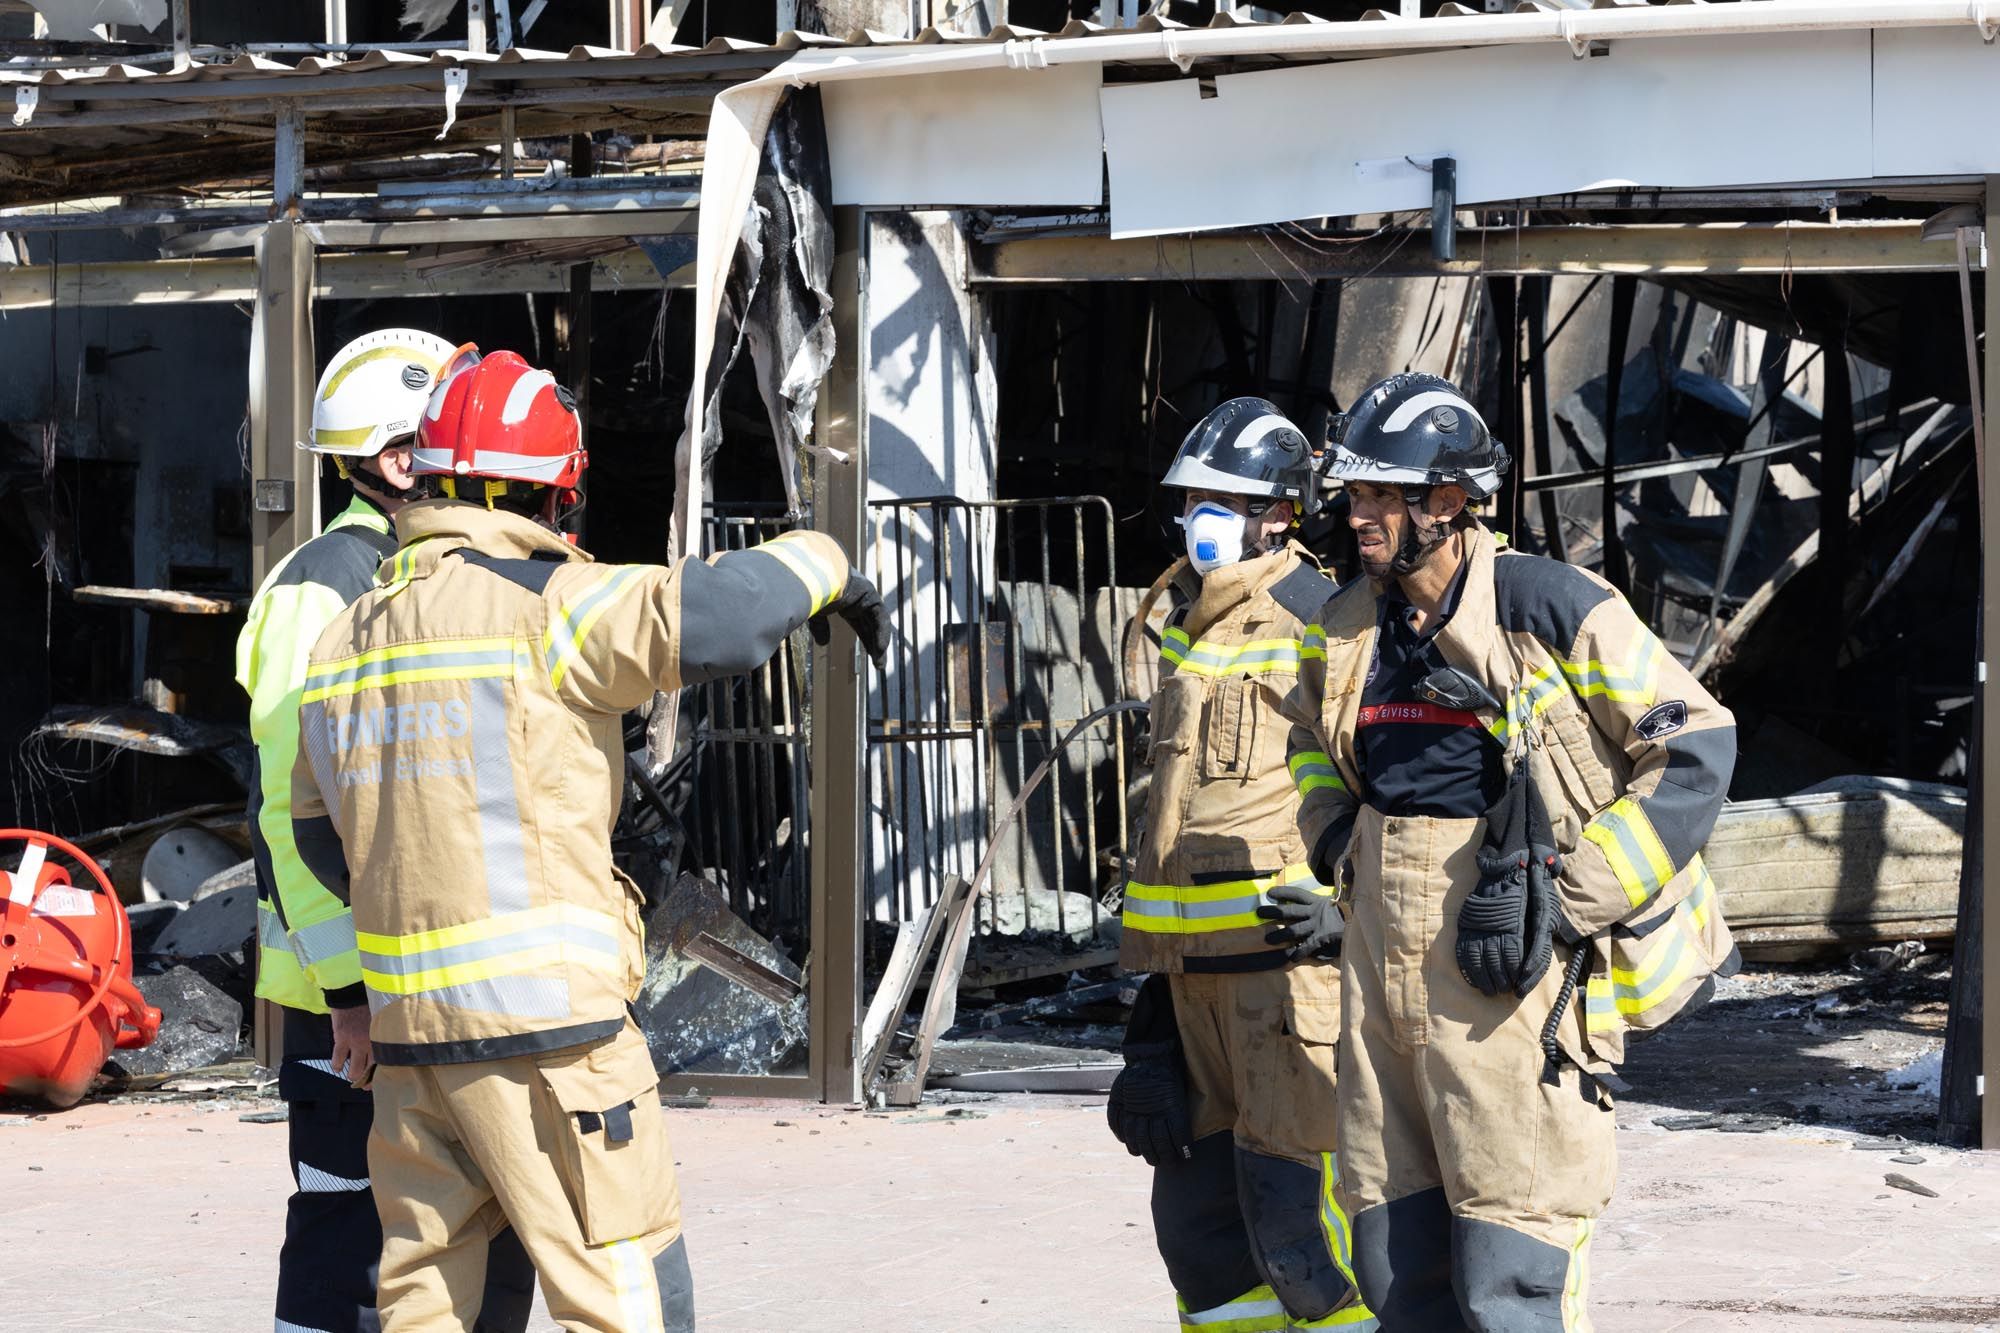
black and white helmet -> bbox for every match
[1326,373,1508,501]
[1161,397,1320,516]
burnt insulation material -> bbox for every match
[661,86,834,518]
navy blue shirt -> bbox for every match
[1356,565,1506,818]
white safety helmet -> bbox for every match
[303,328,458,469]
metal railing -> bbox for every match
[678,504,812,941]
[673,495,1143,958]
[866,496,1138,945]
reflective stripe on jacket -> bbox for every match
[1120,542,1337,975]
[1283,524,1738,1064]
[289,499,851,1065]
[236,495,391,1014]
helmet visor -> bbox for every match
[428,342,483,411]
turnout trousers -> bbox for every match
[1337,808,1615,1333]
[276,1008,535,1333]
[1153,963,1377,1331]
[368,1021,693,1333]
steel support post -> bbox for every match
[1524,277,1565,561]
[248,104,319,1071]
[807,206,868,1105]
[1984,176,1999,1150]
[1818,342,1855,681]
[1600,275,1636,591]
[609,0,647,50]
[251,103,315,588]
[1487,276,1523,540]
[172,0,192,70]
[559,135,595,541]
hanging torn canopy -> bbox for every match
[665,87,835,520]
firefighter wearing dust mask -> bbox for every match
[286,345,889,1332]
[1108,396,1377,1332]
[1286,372,1741,1330]
[237,328,536,1333]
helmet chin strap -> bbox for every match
[348,463,399,511]
[1389,487,1452,575]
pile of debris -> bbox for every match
[861,773,1967,1120]
[105,819,258,1085]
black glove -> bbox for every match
[1459,848,1532,996]
[1459,764,1560,997]
[808,569,891,664]
[1106,974,1192,1167]
[1256,883,1344,961]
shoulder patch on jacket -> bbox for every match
[1490,553,1613,656]
[454,548,567,596]
[1268,562,1337,625]
[1635,699,1689,740]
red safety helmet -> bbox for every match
[413,344,586,490]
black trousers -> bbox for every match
[276,1008,537,1333]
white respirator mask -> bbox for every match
[1181,500,1247,575]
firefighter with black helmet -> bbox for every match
[285,345,890,1330]
[1109,396,1377,1331]
[1286,373,1740,1330]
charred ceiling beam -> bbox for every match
[0,248,684,309]
[161,204,698,255]
[972,222,1967,284]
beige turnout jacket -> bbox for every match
[1121,542,1339,974]
[290,499,851,1065]
[1286,525,1740,1064]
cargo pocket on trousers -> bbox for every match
[1255,967,1340,1156]
[1281,977,1342,1048]
[537,1029,678,1247]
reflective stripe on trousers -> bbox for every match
[1179,1285,1287,1332]
[1311,1153,1378,1328]
[295,1162,370,1194]
[600,1237,666,1333]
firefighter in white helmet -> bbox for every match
[235,328,535,1333]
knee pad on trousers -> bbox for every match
[470,1226,537,1333]
[1233,1146,1356,1322]
[1351,1188,1467,1332]
[653,1235,696,1333]
[1449,1216,1573,1333]
[1150,1131,1264,1314]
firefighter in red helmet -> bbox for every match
[287,346,889,1330]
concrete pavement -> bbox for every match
[3,1093,1996,1331]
